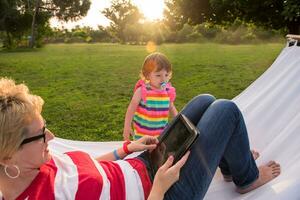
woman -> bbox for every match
[0,78,280,200]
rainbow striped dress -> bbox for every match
[133,80,176,139]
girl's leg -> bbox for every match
[165,99,258,200]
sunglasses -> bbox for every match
[20,120,47,146]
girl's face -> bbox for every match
[148,69,170,89]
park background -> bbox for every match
[0,0,299,141]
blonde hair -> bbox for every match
[0,78,44,162]
[140,52,172,80]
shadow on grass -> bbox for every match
[0,47,41,53]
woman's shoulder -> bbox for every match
[52,151,92,164]
[13,160,56,200]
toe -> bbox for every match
[267,161,276,166]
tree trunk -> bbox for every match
[29,0,40,48]
[287,21,300,35]
[5,31,12,49]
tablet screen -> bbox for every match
[148,114,198,172]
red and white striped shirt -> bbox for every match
[14,151,152,200]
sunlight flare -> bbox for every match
[146,41,157,53]
[133,0,165,21]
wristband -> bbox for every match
[123,141,132,154]
[113,149,121,160]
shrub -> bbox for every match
[85,36,93,43]
[187,32,204,42]
[177,23,194,42]
[194,23,221,39]
[64,38,71,43]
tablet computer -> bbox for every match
[148,113,199,173]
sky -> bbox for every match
[50,0,165,30]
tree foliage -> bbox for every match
[102,0,143,43]
[0,0,33,47]
[210,0,285,29]
[164,0,212,31]
[163,0,185,31]
[165,0,300,34]
[282,0,300,33]
[0,0,91,48]
[43,0,91,21]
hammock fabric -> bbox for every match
[49,42,300,199]
[204,40,300,199]
[28,42,300,199]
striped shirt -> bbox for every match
[133,80,176,139]
[13,151,152,200]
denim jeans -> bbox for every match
[139,94,259,200]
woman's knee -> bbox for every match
[212,99,240,116]
[191,94,216,105]
[180,94,216,121]
[182,94,216,112]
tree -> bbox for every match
[102,0,143,43]
[0,0,91,48]
[282,0,300,34]
[210,0,300,34]
[210,0,285,29]
[164,0,212,31]
[211,0,300,34]
[166,0,300,34]
[30,0,91,47]
[163,0,185,31]
[0,0,33,48]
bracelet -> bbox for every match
[113,149,121,160]
[123,141,132,154]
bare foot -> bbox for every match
[222,149,260,182]
[236,161,281,194]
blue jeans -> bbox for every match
[137,94,259,199]
[161,94,259,199]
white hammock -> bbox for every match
[204,40,300,199]
[50,42,300,200]
[50,43,300,200]
[47,41,300,199]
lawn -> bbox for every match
[0,43,284,141]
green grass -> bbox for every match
[0,43,284,141]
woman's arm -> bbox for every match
[95,135,158,161]
[148,152,190,200]
[169,102,178,117]
[123,88,142,140]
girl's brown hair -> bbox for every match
[140,52,172,80]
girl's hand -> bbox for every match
[123,128,132,141]
[148,152,190,200]
[127,135,158,152]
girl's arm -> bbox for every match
[123,88,142,140]
[169,102,178,118]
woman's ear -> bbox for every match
[0,156,13,166]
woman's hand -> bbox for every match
[148,151,190,200]
[128,135,158,152]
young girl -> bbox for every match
[123,52,178,140]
